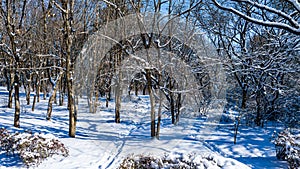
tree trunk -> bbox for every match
[54,92,57,104]
[24,73,32,105]
[60,0,76,137]
[88,90,97,113]
[94,89,99,112]
[8,89,13,108]
[59,79,64,106]
[143,86,147,95]
[43,80,47,100]
[4,68,14,108]
[135,83,138,96]
[36,79,40,102]
[26,86,30,105]
[32,94,36,112]
[255,91,262,126]
[169,80,175,124]
[146,68,156,138]
[106,91,110,108]
[234,89,247,144]
[88,90,93,113]
[41,73,47,100]
[14,75,20,128]
[115,57,122,123]
[175,93,181,124]
[74,95,79,122]
[156,93,162,139]
[68,86,76,137]
[233,115,241,144]
[156,74,162,139]
[67,42,76,134]
[46,73,63,120]
[7,71,14,108]
[115,91,121,123]
[24,82,30,105]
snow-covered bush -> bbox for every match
[0,128,69,167]
[272,129,300,168]
[118,153,248,169]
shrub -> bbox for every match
[0,128,69,167]
[118,153,244,169]
[272,129,300,168]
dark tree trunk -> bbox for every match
[4,68,13,108]
[14,75,20,128]
[8,89,13,108]
[106,91,110,108]
[59,79,64,106]
[32,94,36,112]
[255,91,262,126]
[135,83,138,96]
[36,79,40,102]
[175,93,181,124]
[169,79,175,124]
[170,94,175,124]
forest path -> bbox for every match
[70,95,213,169]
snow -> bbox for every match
[0,86,287,168]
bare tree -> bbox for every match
[52,0,77,137]
[0,0,30,127]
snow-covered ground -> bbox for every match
[0,87,287,168]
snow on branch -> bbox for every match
[212,0,300,35]
[51,0,67,13]
[288,0,300,13]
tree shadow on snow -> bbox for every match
[0,151,23,168]
[235,156,287,169]
[200,125,288,168]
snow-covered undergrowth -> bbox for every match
[0,128,68,167]
[119,152,248,169]
[272,129,300,168]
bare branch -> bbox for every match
[287,0,300,13]
[51,0,67,13]
[211,0,300,35]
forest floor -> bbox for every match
[0,87,287,168]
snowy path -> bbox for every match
[38,95,215,169]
